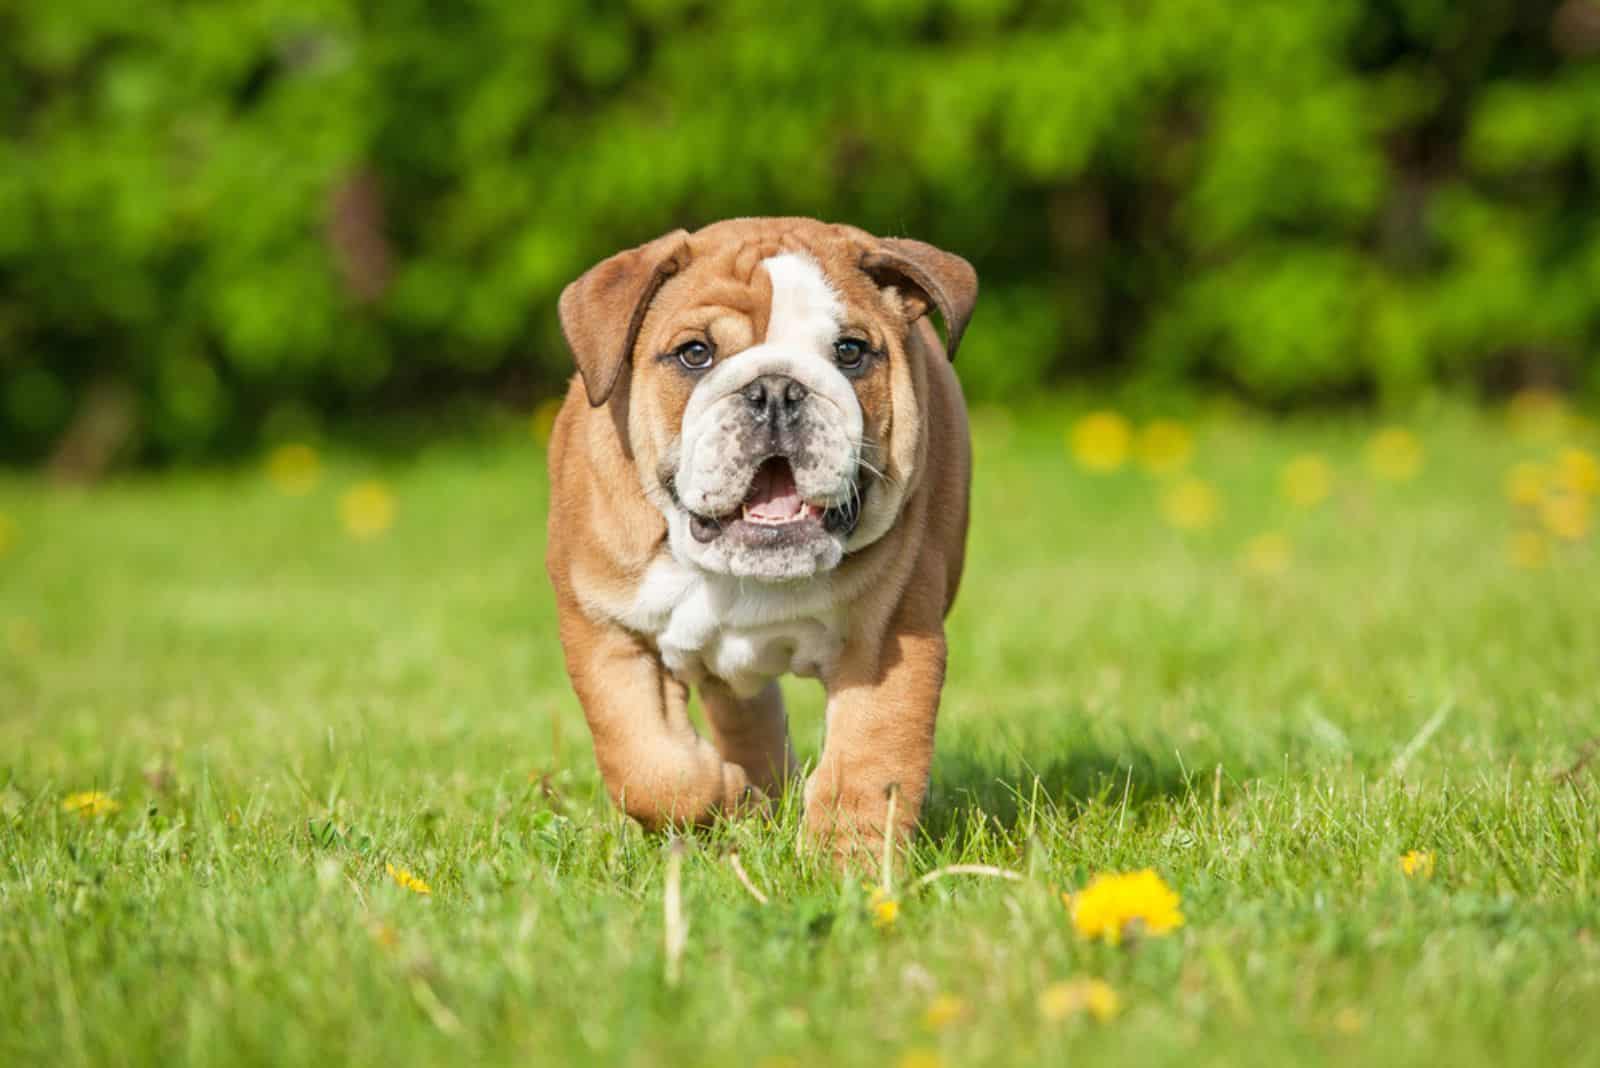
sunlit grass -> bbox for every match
[1,399,1598,1067]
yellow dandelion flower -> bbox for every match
[896,1049,943,1068]
[1365,427,1423,482]
[1539,492,1591,542]
[1038,978,1121,1023]
[1506,530,1549,570]
[530,397,563,449]
[1399,850,1434,879]
[61,791,122,818]
[1507,388,1568,440]
[923,994,968,1032]
[340,481,396,541]
[1240,532,1292,577]
[1556,448,1599,498]
[1332,1007,1365,1035]
[1281,454,1333,509]
[0,512,15,557]
[1067,869,1185,944]
[386,862,432,896]
[1135,419,1194,477]
[1504,462,1549,508]
[266,443,322,495]
[1161,478,1221,531]
[1069,411,1132,473]
[870,886,900,930]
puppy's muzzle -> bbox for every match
[679,374,865,547]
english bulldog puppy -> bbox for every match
[546,217,976,857]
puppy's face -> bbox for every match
[560,220,976,583]
[631,240,904,582]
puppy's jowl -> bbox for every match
[546,217,977,857]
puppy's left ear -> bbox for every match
[861,238,979,360]
[559,229,692,406]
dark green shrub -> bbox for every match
[1,0,1595,462]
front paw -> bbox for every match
[802,773,915,869]
[608,742,762,831]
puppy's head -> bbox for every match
[559,218,976,582]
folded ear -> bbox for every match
[558,229,692,406]
[860,238,979,360]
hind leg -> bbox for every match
[699,679,796,796]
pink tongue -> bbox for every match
[745,460,805,520]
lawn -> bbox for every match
[2,398,1598,1067]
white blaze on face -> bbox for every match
[763,253,847,363]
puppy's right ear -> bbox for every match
[558,229,692,406]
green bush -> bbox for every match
[2,0,1597,462]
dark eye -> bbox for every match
[833,337,870,369]
[673,340,714,370]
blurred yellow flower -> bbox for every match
[1161,478,1221,531]
[0,512,14,557]
[266,443,322,495]
[870,887,900,930]
[1240,532,1292,577]
[896,1050,943,1068]
[61,791,121,818]
[1365,427,1423,482]
[1038,979,1121,1023]
[1399,850,1435,879]
[1281,454,1333,509]
[1069,411,1132,472]
[1539,493,1591,542]
[1135,419,1194,476]
[386,862,431,895]
[340,482,396,541]
[1506,530,1549,570]
[1067,869,1184,944]
[923,994,968,1032]
[1504,462,1549,508]
[1556,448,1599,497]
[1507,388,1568,440]
[1333,1007,1366,1035]
[531,397,563,449]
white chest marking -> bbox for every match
[622,556,846,698]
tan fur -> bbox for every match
[546,217,975,858]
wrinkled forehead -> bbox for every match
[646,235,883,344]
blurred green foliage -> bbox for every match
[3,0,1599,461]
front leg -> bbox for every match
[559,604,755,829]
[805,616,947,863]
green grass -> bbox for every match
[3,401,1599,1068]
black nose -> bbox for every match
[742,375,807,426]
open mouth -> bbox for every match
[685,456,862,544]
[740,457,824,526]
